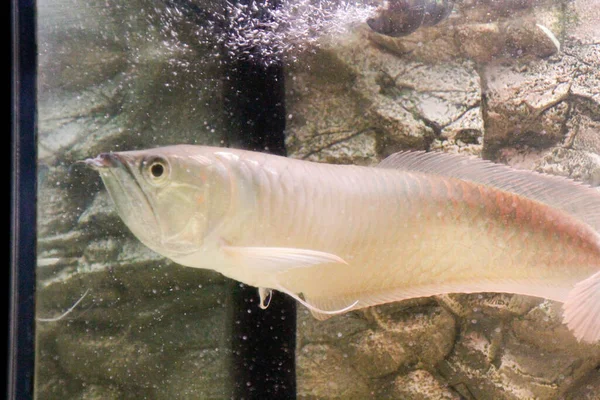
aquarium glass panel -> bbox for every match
[35,0,600,398]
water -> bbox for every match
[220,0,376,62]
[35,0,600,398]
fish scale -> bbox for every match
[274,167,597,296]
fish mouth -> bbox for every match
[81,153,153,216]
[82,152,164,251]
[81,153,123,170]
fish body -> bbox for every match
[85,145,600,342]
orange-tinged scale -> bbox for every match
[432,175,600,270]
[479,186,498,216]
[456,179,481,209]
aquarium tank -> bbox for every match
[10,0,600,398]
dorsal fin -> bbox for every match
[377,151,600,233]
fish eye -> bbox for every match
[150,163,164,178]
[142,157,169,183]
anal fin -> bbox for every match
[296,280,573,323]
[299,294,363,320]
[274,279,358,317]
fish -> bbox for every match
[84,145,600,343]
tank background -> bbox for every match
[36,0,600,398]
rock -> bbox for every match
[77,191,123,233]
[494,147,548,169]
[51,287,228,391]
[567,45,600,104]
[365,24,461,63]
[36,333,83,399]
[439,321,600,400]
[568,113,600,155]
[565,370,600,399]
[348,329,414,377]
[430,137,483,156]
[441,106,484,142]
[431,105,485,155]
[456,23,505,63]
[346,304,456,378]
[571,0,600,44]
[82,238,121,265]
[502,17,561,59]
[286,35,481,162]
[392,370,461,400]
[535,147,600,185]
[37,230,88,265]
[296,344,370,399]
[366,2,599,162]
[366,0,454,38]
[297,302,456,396]
[367,0,563,63]
[155,349,233,399]
[482,61,572,157]
[511,300,599,355]
[37,0,225,166]
[37,181,85,238]
[481,25,599,160]
[284,50,381,165]
[296,308,370,345]
[54,330,169,389]
[439,330,531,400]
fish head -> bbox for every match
[83,146,231,259]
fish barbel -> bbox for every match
[84,145,600,342]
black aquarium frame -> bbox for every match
[9,0,37,399]
[8,0,297,398]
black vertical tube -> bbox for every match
[9,0,37,399]
[225,60,287,154]
[223,3,296,399]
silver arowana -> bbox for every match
[85,145,600,343]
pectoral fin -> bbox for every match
[222,246,347,274]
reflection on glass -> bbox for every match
[36,0,600,398]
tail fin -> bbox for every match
[563,271,600,343]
